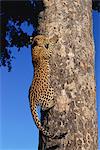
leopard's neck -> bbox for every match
[34,59,50,72]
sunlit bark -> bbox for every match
[37,0,98,149]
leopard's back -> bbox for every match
[30,62,54,110]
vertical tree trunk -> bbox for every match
[37,0,98,149]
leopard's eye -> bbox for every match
[45,44,49,49]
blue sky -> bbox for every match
[93,11,100,149]
[0,11,100,150]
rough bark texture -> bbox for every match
[37,0,98,150]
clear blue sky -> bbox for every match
[93,11,100,150]
[0,11,100,150]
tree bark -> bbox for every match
[37,0,98,149]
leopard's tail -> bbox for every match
[30,101,54,138]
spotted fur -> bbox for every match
[29,35,55,137]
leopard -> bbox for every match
[29,35,55,137]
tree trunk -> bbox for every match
[37,0,98,149]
